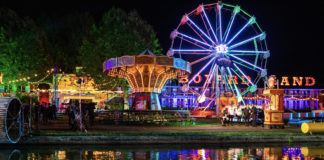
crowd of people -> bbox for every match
[33,102,57,129]
[221,103,264,127]
[65,101,96,132]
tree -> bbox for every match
[0,8,51,85]
[79,8,162,90]
[38,12,95,73]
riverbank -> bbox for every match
[12,125,323,145]
[19,134,324,145]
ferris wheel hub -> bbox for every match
[214,44,228,54]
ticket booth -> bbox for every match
[263,89,285,129]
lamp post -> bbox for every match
[29,90,34,132]
[53,66,59,108]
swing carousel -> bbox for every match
[103,50,191,110]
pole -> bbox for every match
[79,80,83,131]
[29,89,32,132]
[53,66,58,108]
[215,65,219,116]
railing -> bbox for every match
[95,110,196,125]
[284,112,324,126]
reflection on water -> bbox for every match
[1,145,324,160]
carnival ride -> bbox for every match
[0,97,23,144]
[168,2,269,112]
[103,50,190,110]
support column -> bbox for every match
[150,93,161,110]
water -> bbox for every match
[1,144,324,160]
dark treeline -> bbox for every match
[0,7,162,90]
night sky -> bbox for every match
[1,0,323,87]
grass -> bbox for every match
[31,129,316,137]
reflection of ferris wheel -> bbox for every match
[168,2,269,105]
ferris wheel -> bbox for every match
[168,2,269,105]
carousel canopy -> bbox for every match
[103,50,191,93]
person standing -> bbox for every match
[52,103,57,120]
[251,104,257,127]
[34,102,41,130]
[87,103,95,126]
[236,105,243,125]
[228,103,236,126]
[221,107,228,126]
[244,105,250,126]
[258,108,265,127]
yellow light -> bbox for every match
[47,70,50,73]
[198,94,206,103]
[51,68,54,71]
[35,74,38,77]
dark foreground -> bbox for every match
[1,143,324,160]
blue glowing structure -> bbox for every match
[169,2,269,107]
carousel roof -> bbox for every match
[103,50,191,93]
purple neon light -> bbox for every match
[229,50,268,54]
[173,49,213,52]
[106,60,114,70]
[226,67,242,97]
[189,56,217,84]
[226,20,251,45]
[201,64,217,96]
[186,16,215,44]
[232,64,254,86]
[228,33,264,49]
[223,11,237,42]
[218,4,223,42]
[177,32,213,48]
[230,54,263,71]
[202,9,219,43]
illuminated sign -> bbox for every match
[215,44,228,54]
[179,75,316,87]
[56,74,96,92]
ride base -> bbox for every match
[264,110,284,129]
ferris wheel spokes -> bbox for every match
[228,32,265,49]
[201,6,219,43]
[217,3,223,42]
[201,63,218,97]
[186,16,216,44]
[229,54,264,71]
[190,54,214,65]
[227,67,244,102]
[223,5,240,42]
[177,32,213,48]
[188,56,217,85]
[170,2,269,106]
[173,49,213,53]
[231,65,253,86]
[226,16,256,46]
[228,50,269,54]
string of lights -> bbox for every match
[287,97,319,101]
[6,68,55,84]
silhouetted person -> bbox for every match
[51,103,57,120]
[41,102,48,124]
[243,106,250,126]
[23,103,29,123]
[251,105,257,127]
[34,102,41,130]
[87,103,95,126]
[258,108,264,127]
